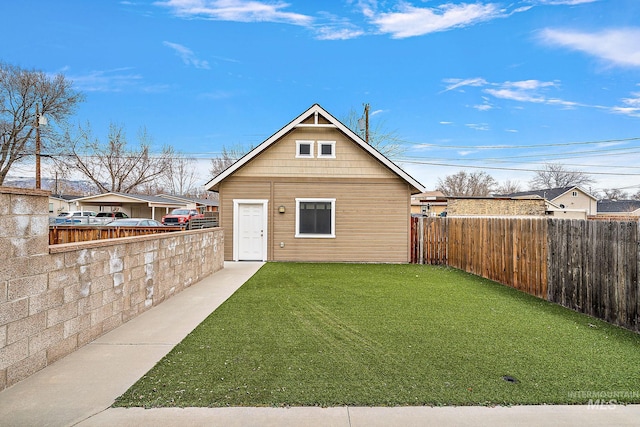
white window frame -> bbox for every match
[317,140,336,159]
[572,191,578,197]
[296,140,314,158]
[295,198,336,239]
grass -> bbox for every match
[114,263,640,408]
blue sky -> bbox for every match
[2,0,640,193]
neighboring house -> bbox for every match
[48,194,76,214]
[499,186,598,219]
[72,192,187,220]
[411,191,447,216]
[446,196,547,217]
[596,199,640,217]
[159,194,220,213]
[205,103,425,263]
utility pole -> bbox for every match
[363,103,370,144]
[35,104,47,190]
[35,104,41,189]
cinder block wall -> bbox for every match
[0,187,224,391]
[447,198,546,216]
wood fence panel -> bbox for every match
[411,217,548,298]
[545,219,639,332]
[49,226,183,244]
[410,217,638,331]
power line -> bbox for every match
[398,159,640,176]
[399,136,640,150]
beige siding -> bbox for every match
[554,191,597,215]
[234,127,397,180]
[219,180,273,261]
[220,177,411,263]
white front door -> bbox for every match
[237,203,265,261]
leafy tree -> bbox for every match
[64,122,174,193]
[436,170,497,196]
[0,62,83,185]
[529,163,595,189]
[342,106,406,158]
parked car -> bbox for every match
[94,211,129,224]
[161,208,203,228]
[54,211,98,224]
[107,218,164,227]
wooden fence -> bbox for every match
[49,225,183,245]
[411,216,639,332]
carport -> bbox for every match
[72,192,186,220]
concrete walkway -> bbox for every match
[1,261,639,426]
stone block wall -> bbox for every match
[447,198,546,216]
[0,187,224,391]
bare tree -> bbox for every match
[495,180,522,195]
[529,163,595,189]
[209,144,249,177]
[65,122,174,193]
[436,170,497,196]
[0,62,83,185]
[161,153,199,196]
[600,188,629,200]
[342,106,406,158]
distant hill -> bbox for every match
[3,176,95,196]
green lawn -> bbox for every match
[114,263,640,408]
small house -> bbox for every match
[498,186,598,219]
[205,104,425,262]
[597,199,640,218]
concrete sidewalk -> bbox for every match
[1,261,639,426]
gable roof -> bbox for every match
[205,103,425,194]
[49,194,77,202]
[498,186,597,201]
[597,199,640,213]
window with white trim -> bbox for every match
[572,191,578,197]
[296,140,314,158]
[317,140,336,158]
[295,198,336,238]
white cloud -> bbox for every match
[465,123,490,131]
[442,77,488,92]
[68,68,143,92]
[443,77,588,110]
[473,104,493,111]
[611,90,640,118]
[535,0,598,5]
[484,80,568,105]
[504,80,557,90]
[314,25,364,40]
[163,41,210,69]
[370,2,503,38]
[539,27,640,67]
[155,0,313,25]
